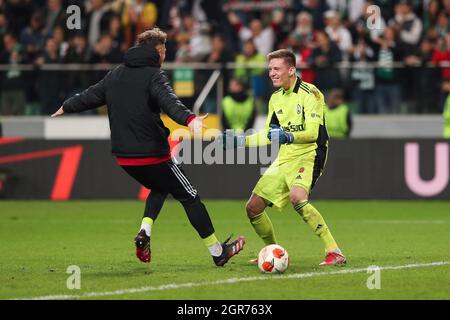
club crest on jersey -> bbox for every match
[297,104,302,114]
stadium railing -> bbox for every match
[1,61,448,116]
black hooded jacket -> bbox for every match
[62,43,195,158]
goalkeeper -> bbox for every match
[223,49,346,266]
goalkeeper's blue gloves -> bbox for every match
[218,131,246,149]
[267,124,294,144]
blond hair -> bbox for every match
[137,27,167,46]
[267,49,296,67]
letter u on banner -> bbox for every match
[404,143,449,197]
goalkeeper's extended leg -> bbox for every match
[246,193,277,264]
[290,186,346,266]
[246,193,277,245]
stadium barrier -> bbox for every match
[0,138,448,200]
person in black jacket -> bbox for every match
[51,27,245,267]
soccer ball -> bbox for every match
[257,244,289,273]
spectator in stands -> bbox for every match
[42,0,66,38]
[423,0,441,32]
[90,32,122,105]
[204,34,231,65]
[175,14,211,62]
[108,14,125,53]
[404,36,440,113]
[199,34,233,113]
[433,12,450,39]
[228,12,275,55]
[221,78,256,132]
[173,29,190,62]
[326,88,352,138]
[2,0,33,36]
[234,39,266,82]
[86,0,114,51]
[122,0,157,48]
[373,26,403,113]
[285,32,316,84]
[234,38,266,110]
[350,18,372,48]
[163,0,184,61]
[297,0,330,30]
[0,11,7,53]
[432,32,450,111]
[444,0,450,15]
[284,11,316,83]
[326,0,365,23]
[289,11,315,48]
[20,12,45,63]
[0,32,26,115]
[36,37,62,115]
[308,30,342,97]
[324,10,353,60]
[388,0,423,53]
[64,33,90,64]
[351,37,376,114]
[52,25,69,58]
[36,37,61,66]
[0,0,448,117]
[270,9,290,50]
[90,33,122,64]
[63,33,91,102]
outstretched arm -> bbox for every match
[244,97,275,147]
[149,71,195,123]
[52,72,110,117]
[149,70,207,134]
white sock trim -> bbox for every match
[140,222,151,237]
[208,242,223,257]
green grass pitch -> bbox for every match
[0,200,449,300]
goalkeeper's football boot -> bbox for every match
[319,250,346,266]
[213,235,246,267]
[134,229,151,263]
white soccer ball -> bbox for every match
[257,244,289,273]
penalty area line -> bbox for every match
[14,261,450,300]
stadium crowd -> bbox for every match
[0,0,450,116]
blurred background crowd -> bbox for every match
[1,0,450,119]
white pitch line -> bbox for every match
[350,220,447,225]
[14,261,450,300]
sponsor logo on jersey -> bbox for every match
[297,104,302,114]
[282,124,304,132]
